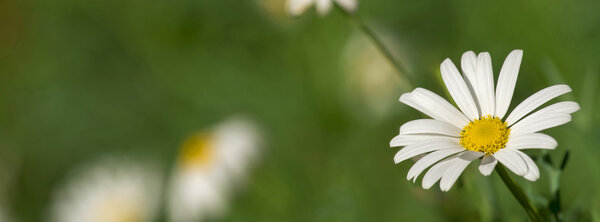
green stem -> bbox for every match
[334,4,415,87]
[495,165,544,222]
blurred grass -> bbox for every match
[0,0,599,221]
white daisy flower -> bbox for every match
[288,0,357,16]
[49,158,162,222]
[390,50,579,191]
[167,117,261,222]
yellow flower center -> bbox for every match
[179,133,215,169]
[459,115,510,154]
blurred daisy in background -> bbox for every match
[288,0,357,16]
[390,49,579,191]
[341,32,411,122]
[49,157,162,222]
[167,117,262,222]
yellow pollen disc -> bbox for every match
[459,115,510,154]
[179,133,215,169]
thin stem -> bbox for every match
[335,4,415,87]
[495,165,544,222]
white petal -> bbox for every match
[399,92,444,120]
[288,0,314,16]
[495,50,523,119]
[440,59,480,120]
[390,135,458,147]
[406,148,465,182]
[476,52,495,116]
[334,0,357,12]
[506,133,558,150]
[400,88,470,128]
[421,157,455,189]
[523,101,580,120]
[413,88,471,126]
[546,101,580,114]
[394,139,461,164]
[514,150,540,181]
[440,151,483,191]
[315,0,332,15]
[399,119,461,136]
[478,155,497,176]
[510,112,572,136]
[461,51,480,105]
[505,84,572,126]
[493,149,528,176]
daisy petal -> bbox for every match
[394,139,461,164]
[493,149,528,176]
[509,101,579,132]
[505,84,572,126]
[390,135,458,147]
[422,158,455,189]
[510,113,572,136]
[461,51,479,102]
[506,133,558,150]
[440,59,480,120]
[407,148,465,182]
[476,52,495,116]
[400,93,443,120]
[440,151,483,191]
[523,101,580,120]
[399,119,461,136]
[288,0,314,16]
[478,155,497,176]
[316,0,332,15]
[400,88,470,128]
[544,101,580,114]
[495,50,523,119]
[514,150,540,181]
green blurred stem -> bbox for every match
[334,4,414,87]
[495,165,544,222]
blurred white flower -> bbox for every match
[288,0,357,16]
[341,33,410,121]
[49,158,162,222]
[390,50,579,191]
[168,117,261,222]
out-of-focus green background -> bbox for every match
[0,0,599,221]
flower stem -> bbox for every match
[334,4,414,87]
[495,165,544,222]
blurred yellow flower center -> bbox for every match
[459,115,510,154]
[179,133,215,169]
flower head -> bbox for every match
[390,50,579,191]
[49,157,162,222]
[167,117,261,222]
[288,0,357,16]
